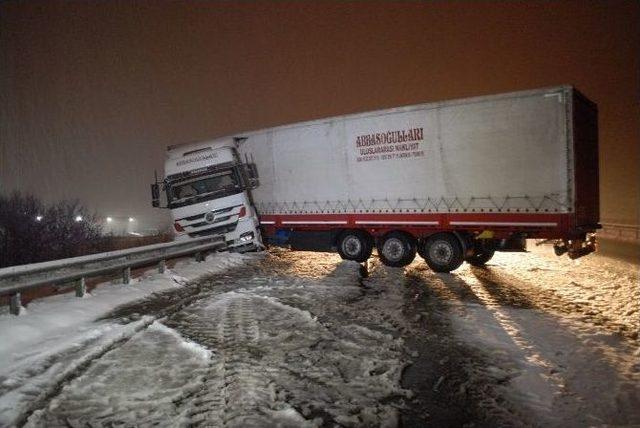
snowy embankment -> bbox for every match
[0,252,252,427]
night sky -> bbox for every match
[1,1,638,231]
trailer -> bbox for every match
[153,85,599,272]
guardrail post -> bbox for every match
[123,267,131,284]
[195,252,203,262]
[158,260,166,274]
[76,277,86,297]
[10,293,21,315]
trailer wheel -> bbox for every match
[378,232,417,267]
[465,247,495,266]
[337,230,373,263]
[421,233,464,273]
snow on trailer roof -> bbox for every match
[167,85,579,154]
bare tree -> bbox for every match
[0,192,102,268]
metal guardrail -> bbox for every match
[0,236,226,315]
[599,223,640,244]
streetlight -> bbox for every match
[106,217,113,223]
[75,215,83,222]
[128,217,135,222]
[35,215,43,222]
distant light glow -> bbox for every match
[128,217,135,222]
[75,215,83,222]
[106,217,113,222]
[35,215,43,221]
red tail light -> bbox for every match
[238,206,247,218]
[174,222,184,232]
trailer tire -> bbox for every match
[378,232,417,267]
[421,233,464,273]
[465,250,496,266]
[337,230,373,263]
[464,243,496,266]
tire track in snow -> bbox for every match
[19,260,261,427]
[19,316,159,427]
[20,252,413,427]
[163,263,410,427]
[27,321,211,427]
[166,293,277,427]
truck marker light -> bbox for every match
[174,222,185,232]
[239,206,247,218]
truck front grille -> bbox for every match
[188,222,237,238]
[189,213,235,229]
[179,206,235,222]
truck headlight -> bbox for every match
[239,231,254,242]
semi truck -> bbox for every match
[151,85,599,272]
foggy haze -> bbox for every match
[1,1,638,232]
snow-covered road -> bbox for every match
[1,245,638,427]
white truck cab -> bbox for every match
[151,138,262,251]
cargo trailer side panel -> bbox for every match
[270,121,349,206]
[244,88,571,217]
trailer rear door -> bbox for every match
[571,89,600,229]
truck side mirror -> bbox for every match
[151,183,160,207]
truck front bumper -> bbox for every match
[225,218,264,252]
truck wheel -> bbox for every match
[337,230,373,263]
[378,232,417,267]
[421,233,464,273]
[465,248,495,266]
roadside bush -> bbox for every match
[0,192,103,268]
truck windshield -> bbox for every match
[168,169,241,207]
